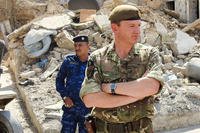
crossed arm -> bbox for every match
[82,77,160,108]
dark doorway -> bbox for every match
[68,0,99,10]
[166,1,175,10]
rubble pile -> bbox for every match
[1,0,200,132]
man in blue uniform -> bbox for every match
[56,35,90,133]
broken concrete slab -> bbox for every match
[33,14,72,30]
[70,21,94,30]
[54,30,74,50]
[8,23,32,42]
[169,29,197,55]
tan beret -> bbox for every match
[109,5,141,23]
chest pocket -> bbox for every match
[100,59,121,83]
[126,54,149,80]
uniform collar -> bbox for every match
[107,42,140,61]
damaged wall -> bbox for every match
[175,0,198,23]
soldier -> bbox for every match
[56,35,90,133]
[80,5,164,133]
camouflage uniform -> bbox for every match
[80,43,163,133]
[56,54,90,133]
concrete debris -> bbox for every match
[33,14,72,30]
[169,29,197,55]
[182,18,200,32]
[46,0,65,14]
[45,100,63,111]
[45,112,62,120]
[7,23,32,42]
[39,58,60,81]
[186,58,200,81]
[20,71,36,79]
[14,0,47,27]
[94,15,111,32]
[54,30,74,50]
[70,21,94,30]
[163,8,180,19]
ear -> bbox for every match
[111,23,118,33]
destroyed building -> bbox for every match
[0,0,200,132]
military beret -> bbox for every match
[73,35,89,43]
[109,5,141,23]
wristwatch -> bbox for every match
[63,96,67,101]
[110,83,117,95]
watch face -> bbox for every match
[111,83,116,89]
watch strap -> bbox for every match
[110,83,117,95]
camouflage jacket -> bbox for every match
[80,43,163,123]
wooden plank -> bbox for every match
[79,9,96,23]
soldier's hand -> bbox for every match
[101,83,109,93]
[63,97,74,108]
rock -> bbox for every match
[162,54,173,64]
[20,71,36,79]
[186,58,200,81]
[45,112,62,120]
[42,119,61,133]
[169,29,197,55]
[172,65,187,76]
[45,100,63,111]
[52,51,62,60]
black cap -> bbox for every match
[109,5,141,23]
[73,35,89,43]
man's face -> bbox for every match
[113,20,141,44]
[74,42,89,57]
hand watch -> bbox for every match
[110,83,117,95]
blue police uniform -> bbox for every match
[56,54,90,133]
